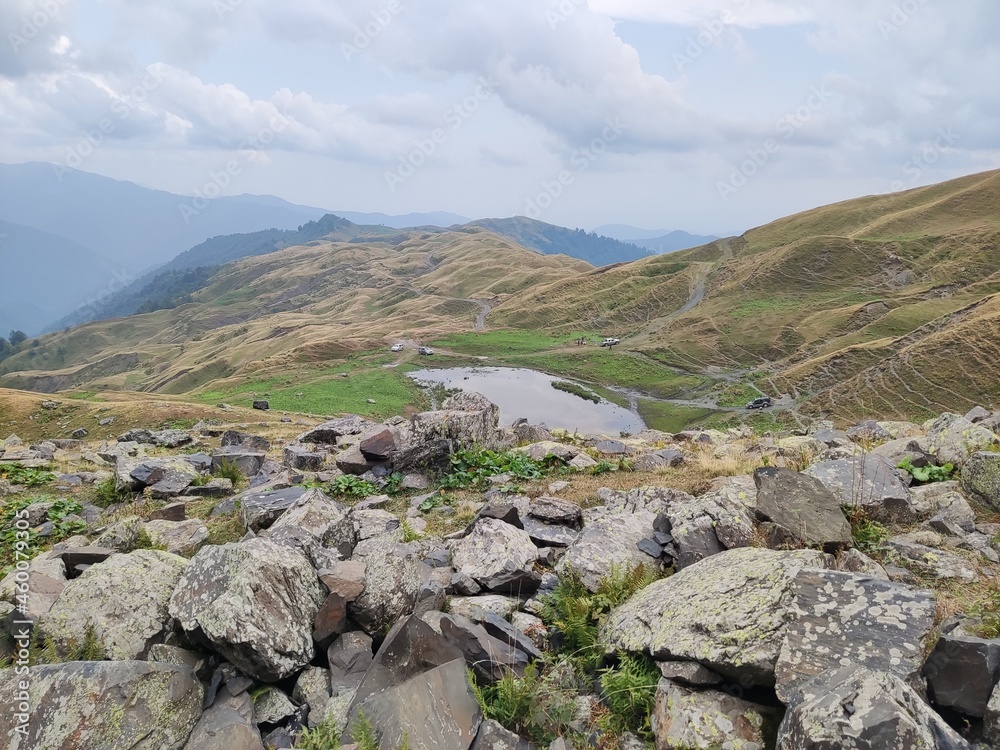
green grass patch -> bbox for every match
[430,330,593,357]
[66,391,97,400]
[714,382,760,407]
[507,351,707,400]
[635,401,718,433]
[199,367,428,419]
[729,297,803,320]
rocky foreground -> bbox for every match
[1,392,1000,749]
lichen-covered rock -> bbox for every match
[986,681,1000,744]
[95,515,144,551]
[910,481,977,531]
[666,492,755,569]
[44,549,188,660]
[836,548,889,580]
[650,678,780,750]
[183,685,264,750]
[804,455,915,522]
[922,413,1000,466]
[348,536,426,635]
[885,533,979,582]
[144,520,209,557]
[776,665,971,750]
[267,486,347,543]
[601,547,831,685]
[236,486,309,532]
[169,538,326,681]
[453,518,540,594]
[297,415,378,445]
[961,451,1000,511]
[0,660,203,749]
[754,467,852,548]
[774,569,936,702]
[556,510,657,592]
[598,486,689,515]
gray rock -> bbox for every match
[987,681,1000,744]
[439,613,532,683]
[335,443,375,475]
[328,631,374,695]
[656,660,723,687]
[151,429,194,448]
[43,549,188,660]
[923,635,1000,717]
[528,496,583,526]
[667,491,756,569]
[94,515,143,552]
[253,687,297,725]
[282,444,326,471]
[776,665,971,750]
[183,685,264,750]
[805,455,915,522]
[556,510,658,592]
[221,430,271,452]
[601,547,831,685]
[144,519,209,556]
[599,485,689,515]
[872,437,937,469]
[651,678,780,750]
[923,413,1000,466]
[632,448,685,472]
[294,666,333,728]
[754,467,852,547]
[447,595,520,621]
[910,481,977,531]
[836,548,889,580]
[297,416,379,444]
[212,447,266,478]
[774,568,936,702]
[961,451,1000,511]
[343,657,482,750]
[0,660,203,749]
[169,538,326,681]
[520,516,579,547]
[267,487,347,545]
[471,719,535,750]
[885,533,980,582]
[147,644,207,672]
[235,486,309,532]
[452,518,540,595]
[348,537,425,635]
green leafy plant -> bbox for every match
[91,476,133,507]
[598,652,660,739]
[400,519,422,542]
[327,475,379,499]
[383,472,405,496]
[1,497,87,575]
[0,464,56,487]
[441,448,544,489]
[590,460,617,475]
[471,662,578,745]
[418,492,445,513]
[846,508,889,553]
[897,457,954,483]
[296,716,341,750]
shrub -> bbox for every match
[897,457,954,483]
[212,459,246,487]
[441,448,544,489]
[327,475,379,499]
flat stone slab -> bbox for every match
[775,568,936,702]
[754,467,852,547]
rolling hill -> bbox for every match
[2,169,999,426]
[465,217,653,265]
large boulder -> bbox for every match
[556,510,658,592]
[43,549,188,660]
[923,634,1000,717]
[776,665,971,750]
[960,451,1000,511]
[754,467,852,548]
[0,660,203,750]
[601,547,830,685]
[922,413,1000,466]
[804,455,915,522]
[987,681,1000,745]
[348,537,427,635]
[143,520,209,557]
[650,678,780,750]
[665,492,755,569]
[774,569,936,702]
[885,533,979,582]
[297,415,378,445]
[168,539,326,681]
[267,487,348,544]
[452,518,540,595]
[235,486,310,532]
[115,456,200,494]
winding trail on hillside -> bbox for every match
[471,298,492,331]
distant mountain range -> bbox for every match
[0,162,714,335]
[593,224,718,253]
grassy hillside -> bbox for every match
[3,169,999,428]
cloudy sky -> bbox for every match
[2,0,997,235]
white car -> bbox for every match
[390,343,404,352]
[600,338,621,347]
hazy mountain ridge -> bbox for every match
[593,225,719,253]
[465,217,654,265]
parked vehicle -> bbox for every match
[390,343,404,352]
[418,346,434,355]
[600,338,621,347]
[746,396,773,410]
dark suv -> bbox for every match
[746,396,773,410]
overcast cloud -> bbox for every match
[1,0,997,234]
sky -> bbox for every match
[1,0,998,236]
